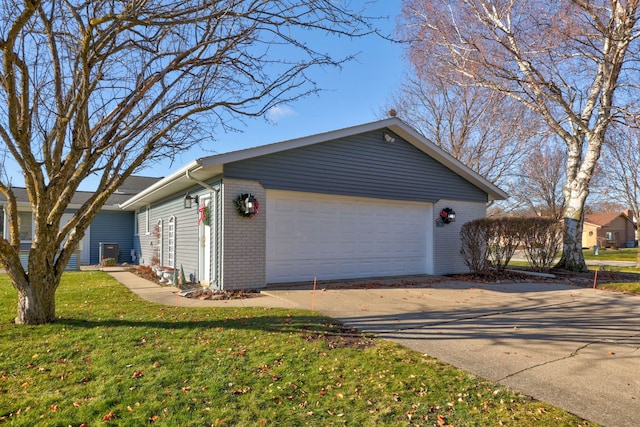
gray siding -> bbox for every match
[136,182,220,284]
[224,129,488,203]
[90,211,135,264]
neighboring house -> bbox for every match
[120,118,508,289]
[583,211,637,248]
[0,175,162,269]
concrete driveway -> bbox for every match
[263,281,640,427]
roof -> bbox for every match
[584,212,635,228]
[119,118,509,210]
[0,175,163,210]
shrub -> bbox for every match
[460,217,563,273]
[521,218,563,271]
[460,219,489,273]
[101,257,116,266]
[485,218,529,271]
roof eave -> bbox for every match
[119,161,208,210]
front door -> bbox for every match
[198,196,211,286]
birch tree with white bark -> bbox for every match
[0,0,372,324]
[400,0,640,271]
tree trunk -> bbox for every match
[556,217,588,272]
[10,246,62,325]
[15,281,58,325]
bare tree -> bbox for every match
[0,0,372,324]
[400,0,640,271]
[384,70,534,188]
[601,123,640,266]
[509,143,566,220]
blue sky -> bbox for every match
[140,0,406,183]
[5,1,406,191]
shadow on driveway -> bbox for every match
[264,280,640,427]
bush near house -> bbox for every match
[461,218,562,273]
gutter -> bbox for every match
[185,170,217,193]
[118,160,202,209]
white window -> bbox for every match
[145,204,151,235]
[18,211,33,241]
[134,209,139,236]
[168,216,176,268]
[156,219,163,266]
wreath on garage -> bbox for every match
[234,193,259,218]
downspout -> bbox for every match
[185,170,221,289]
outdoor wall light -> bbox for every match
[383,132,396,143]
[243,194,257,215]
[183,192,199,209]
[440,207,456,224]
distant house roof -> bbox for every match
[0,175,163,210]
[584,212,635,228]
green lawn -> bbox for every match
[0,272,596,426]
[583,247,638,261]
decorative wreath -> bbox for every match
[234,193,259,218]
[198,204,211,226]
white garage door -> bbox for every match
[266,190,431,283]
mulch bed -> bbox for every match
[449,267,640,288]
[180,288,261,300]
[128,265,261,300]
[130,264,640,300]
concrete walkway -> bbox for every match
[105,268,640,427]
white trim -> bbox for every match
[198,196,212,286]
[168,216,176,268]
[157,218,163,266]
[145,204,151,235]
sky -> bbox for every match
[4,1,406,191]
[136,0,407,184]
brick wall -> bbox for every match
[221,179,267,290]
[432,200,487,275]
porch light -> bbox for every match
[440,207,456,224]
[244,194,256,214]
[183,192,199,209]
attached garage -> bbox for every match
[121,118,508,290]
[266,190,432,283]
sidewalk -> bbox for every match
[102,267,300,309]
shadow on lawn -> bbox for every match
[52,315,376,349]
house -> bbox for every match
[0,175,162,269]
[583,211,637,248]
[120,118,508,289]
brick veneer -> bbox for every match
[221,179,267,289]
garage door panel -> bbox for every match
[267,191,430,283]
